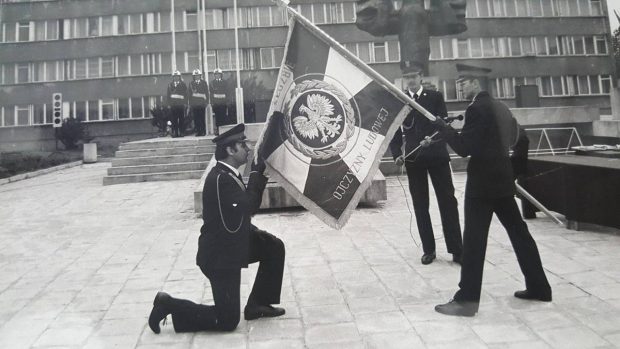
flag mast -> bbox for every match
[271,0,436,122]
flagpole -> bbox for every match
[196,0,202,70]
[233,0,244,124]
[272,0,436,122]
[201,0,214,135]
[171,0,177,70]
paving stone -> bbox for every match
[247,319,303,341]
[305,322,361,345]
[301,303,354,325]
[190,333,247,349]
[355,311,411,334]
[363,331,425,349]
[537,326,610,349]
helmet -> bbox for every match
[214,68,222,74]
[192,69,201,76]
[172,71,181,76]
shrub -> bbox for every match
[150,104,168,134]
[57,117,91,150]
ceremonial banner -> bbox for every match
[259,14,412,229]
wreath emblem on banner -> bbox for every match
[284,79,355,160]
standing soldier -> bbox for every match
[211,68,228,134]
[189,69,209,136]
[166,71,188,138]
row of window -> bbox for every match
[438,74,612,101]
[0,40,399,85]
[0,2,357,43]
[0,96,163,127]
[466,0,603,18]
[430,34,608,60]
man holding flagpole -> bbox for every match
[147,117,286,333]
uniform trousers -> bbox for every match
[453,195,551,305]
[405,161,462,255]
[169,105,185,136]
[191,105,206,135]
[169,229,285,332]
[212,104,228,127]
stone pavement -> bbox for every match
[1,162,620,349]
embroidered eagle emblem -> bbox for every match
[292,94,343,143]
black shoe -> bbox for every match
[148,292,171,334]
[244,305,285,320]
[452,254,462,265]
[514,289,552,302]
[421,252,436,265]
[435,299,478,317]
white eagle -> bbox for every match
[293,93,343,143]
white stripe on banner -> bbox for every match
[323,48,373,97]
[268,141,311,193]
[340,126,385,183]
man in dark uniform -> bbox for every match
[211,68,228,134]
[189,69,209,136]
[147,119,286,333]
[434,64,551,317]
[166,70,188,137]
[390,70,462,265]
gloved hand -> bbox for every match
[251,156,266,174]
[394,155,404,167]
[431,115,448,129]
[252,111,285,174]
[419,136,432,148]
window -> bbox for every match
[373,42,387,62]
[515,0,529,16]
[272,6,286,26]
[540,76,552,96]
[358,43,371,63]
[16,63,30,83]
[332,2,356,23]
[578,75,589,94]
[131,97,143,118]
[441,38,454,59]
[589,0,602,15]
[16,105,30,126]
[88,58,100,78]
[439,79,457,101]
[186,52,199,72]
[496,38,507,56]
[101,99,115,120]
[185,10,197,30]
[535,36,547,55]
[88,100,99,121]
[529,0,543,16]
[601,75,612,94]
[584,36,595,54]
[118,55,130,76]
[33,104,47,125]
[118,98,130,119]
[589,75,600,94]
[551,76,565,95]
[160,11,171,31]
[471,38,483,57]
[5,22,16,42]
[17,21,32,42]
[118,15,129,35]
[559,36,573,55]
[101,57,115,77]
[574,36,585,54]
[34,62,45,82]
[4,106,15,126]
[478,0,490,17]
[145,12,158,33]
[541,1,553,16]
[88,17,99,37]
[130,13,142,34]
[547,36,559,55]
[595,36,607,54]
[130,54,142,74]
[482,38,494,57]
[387,41,399,62]
[205,9,225,29]
[260,47,284,69]
[74,18,88,38]
[430,38,441,60]
[509,37,521,56]
[102,16,114,36]
[75,101,87,121]
[457,39,469,58]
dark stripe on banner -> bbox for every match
[286,22,330,79]
[353,81,405,135]
[261,122,289,161]
[303,156,361,220]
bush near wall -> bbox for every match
[0,151,82,179]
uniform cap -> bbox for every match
[192,69,201,75]
[212,123,246,146]
[172,70,181,76]
[456,64,492,81]
[214,68,223,74]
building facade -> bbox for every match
[0,0,614,135]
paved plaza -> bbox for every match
[1,162,620,348]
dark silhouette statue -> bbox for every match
[356,0,467,75]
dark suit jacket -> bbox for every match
[166,81,188,107]
[389,88,450,167]
[441,91,528,198]
[197,162,267,270]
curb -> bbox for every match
[0,160,84,186]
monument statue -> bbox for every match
[356,0,467,75]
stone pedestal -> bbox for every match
[83,143,97,163]
[610,87,620,121]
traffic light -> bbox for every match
[52,93,62,128]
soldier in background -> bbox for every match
[189,69,209,136]
[211,68,228,135]
[166,71,188,138]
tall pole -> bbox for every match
[233,0,244,123]
[201,0,214,134]
[171,0,177,71]
[196,0,202,70]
